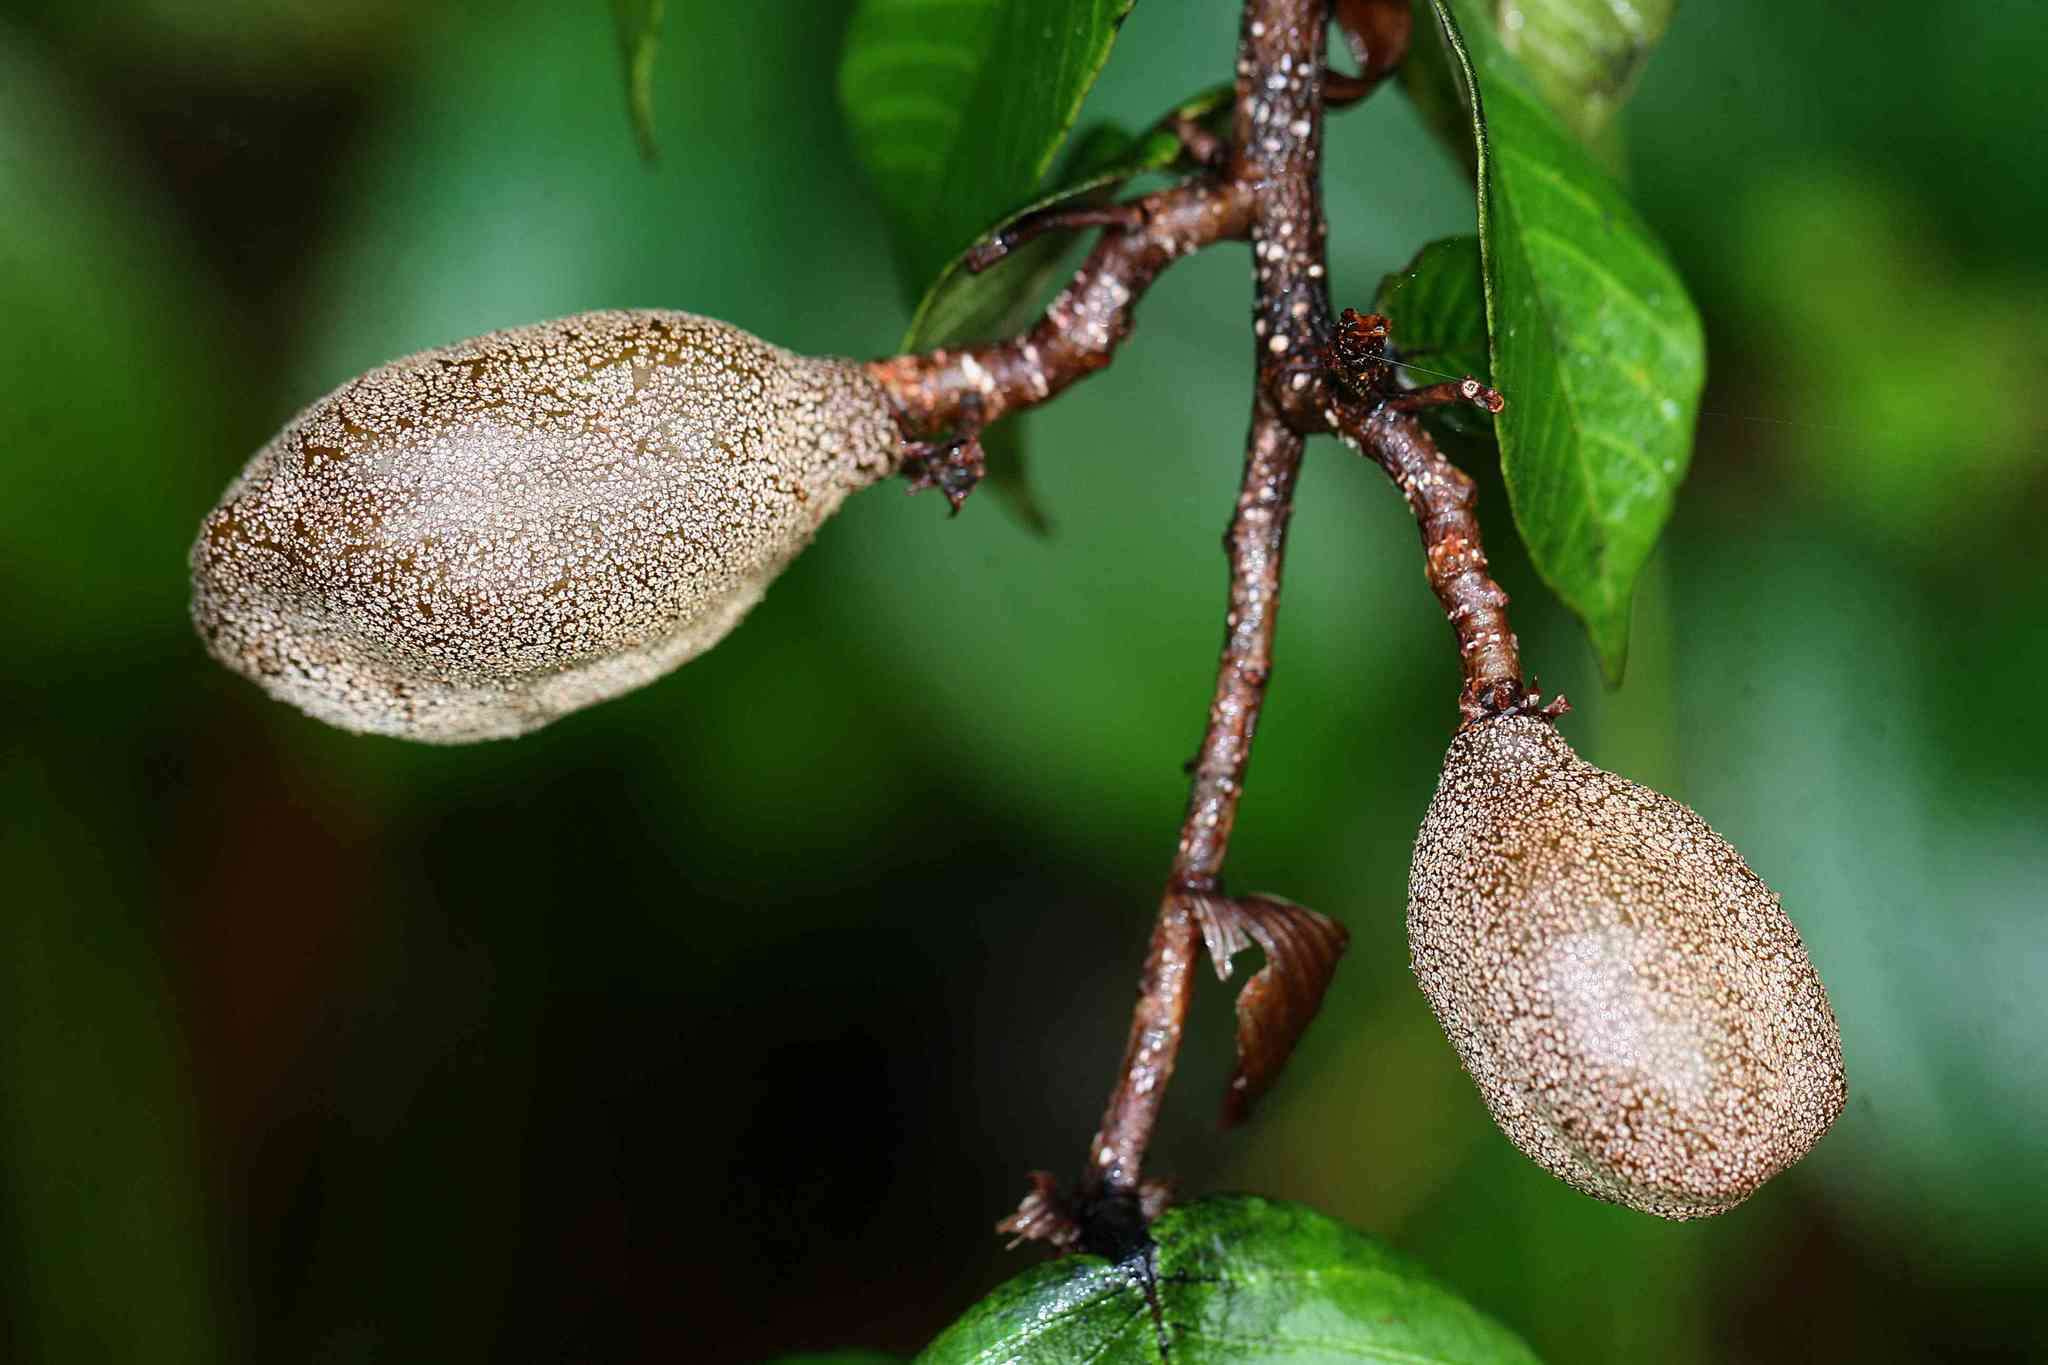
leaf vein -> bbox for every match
[1515,222,1693,354]
[1173,1329,1471,1364]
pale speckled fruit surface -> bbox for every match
[1407,715,1846,1219]
[191,310,900,742]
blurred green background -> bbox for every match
[2,0,2043,1360]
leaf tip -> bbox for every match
[611,0,663,162]
[1589,615,1631,688]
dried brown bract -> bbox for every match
[191,311,899,742]
[1407,715,1846,1219]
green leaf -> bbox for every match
[1375,235,1496,439]
[902,88,1229,350]
[919,1196,1545,1363]
[838,0,1137,310]
[1496,0,1676,144]
[609,0,664,161]
[1375,234,1492,385]
[1424,0,1704,682]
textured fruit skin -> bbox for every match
[1407,715,1846,1219]
[191,310,900,742]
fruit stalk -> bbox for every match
[1340,403,1532,725]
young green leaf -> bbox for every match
[1497,0,1676,144]
[1374,235,1496,438]
[1375,234,1491,385]
[919,1196,1544,1363]
[838,0,1137,309]
[1424,0,1704,682]
[609,0,663,161]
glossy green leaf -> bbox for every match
[1425,0,1704,681]
[919,1196,1544,1363]
[838,0,1137,309]
[609,0,664,160]
[1497,0,1675,143]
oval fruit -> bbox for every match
[1407,715,1846,1218]
[191,310,900,742]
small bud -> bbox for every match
[191,311,900,742]
[1407,715,1846,1219]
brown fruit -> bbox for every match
[1407,714,1846,1219]
[191,310,900,742]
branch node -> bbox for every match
[899,416,988,514]
[1167,112,1229,169]
[996,1172,1083,1252]
[997,1173,1175,1256]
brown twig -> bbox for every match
[1082,409,1305,1201]
[865,179,1251,440]
[1167,112,1229,169]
